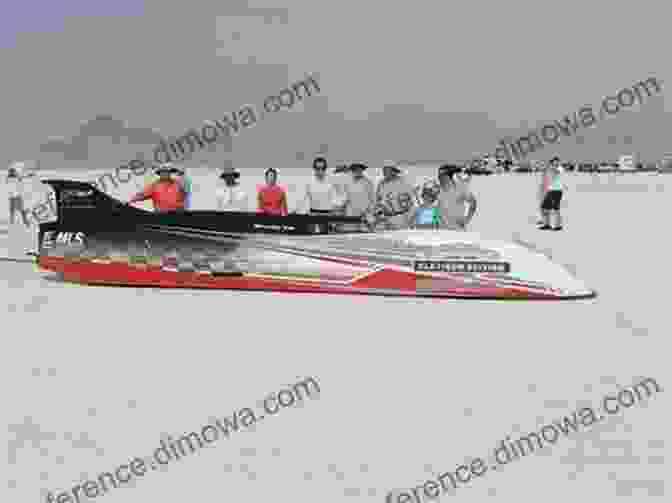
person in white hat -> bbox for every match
[5,162,30,226]
[129,163,186,212]
[374,161,416,230]
[216,166,249,211]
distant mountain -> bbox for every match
[36,115,164,171]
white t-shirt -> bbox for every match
[216,185,249,212]
[344,177,375,217]
[304,177,338,212]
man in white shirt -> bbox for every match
[215,166,249,211]
[302,157,338,215]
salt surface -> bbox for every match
[1,172,668,503]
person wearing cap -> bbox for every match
[257,167,288,216]
[538,156,564,230]
[342,163,376,223]
[129,163,186,212]
[216,166,249,211]
[302,157,338,215]
[436,164,477,230]
[5,162,30,226]
[374,161,416,230]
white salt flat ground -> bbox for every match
[2,172,669,503]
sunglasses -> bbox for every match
[314,166,327,170]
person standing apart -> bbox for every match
[302,156,338,215]
[257,167,288,216]
[536,160,550,225]
[5,162,30,226]
[538,156,564,231]
[436,164,477,230]
[216,166,249,211]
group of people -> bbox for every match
[126,157,479,231]
[5,155,566,233]
[209,157,479,231]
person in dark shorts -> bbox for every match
[539,156,564,230]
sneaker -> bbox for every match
[552,226,563,231]
[538,225,552,230]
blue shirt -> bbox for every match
[416,207,439,226]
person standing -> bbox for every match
[408,182,443,229]
[5,162,30,226]
[343,163,375,222]
[536,160,549,225]
[538,156,564,230]
[257,167,288,216]
[374,161,416,230]
[302,156,338,215]
[436,164,477,230]
[129,163,186,212]
[216,166,249,211]
[330,164,350,215]
[179,165,193,210]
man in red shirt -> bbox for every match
[129,163,186,212]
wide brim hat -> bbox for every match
[219,167,240,179]
[8,161,25,176]
[155,163,183,175]
[382,161,401,174]
[438,163,462,178]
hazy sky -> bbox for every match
[1,0,669,169]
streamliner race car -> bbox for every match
[35,180,596,300]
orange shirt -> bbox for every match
[138,180,185,211]
[258,185,288,215]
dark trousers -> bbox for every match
[9,196,29,226]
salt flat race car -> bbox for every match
[35,180,596,299]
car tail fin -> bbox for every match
[41,179,143,224]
